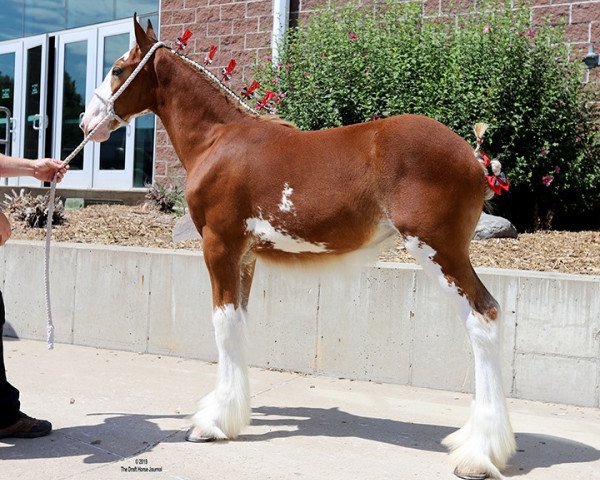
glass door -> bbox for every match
[1,18,156,190]
[0,41,22,169]
[93,21,156,189]
[16,34,49,187]
[52,29,96,188]
[93,22,132,189]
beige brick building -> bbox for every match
[156,0,600,184]
[0,1,596,191]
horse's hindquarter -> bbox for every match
[374,115,486,241]
[188,114,483,258]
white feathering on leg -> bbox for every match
[404,236,515,478]
[192,304,251,439]
[442,313,516,479]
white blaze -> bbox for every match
[80,46,135,142]
[80,71,113,141]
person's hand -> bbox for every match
[32,158,69,183]
[0,211,11,246]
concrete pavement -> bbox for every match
[1,338,599,480]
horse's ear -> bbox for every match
[146,19,157,42]
[133,14,154,54]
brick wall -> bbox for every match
[155,0,600,184]
[157,0,273,183]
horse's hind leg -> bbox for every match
[186,229,252,442]
[403,236,515,479]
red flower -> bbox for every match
[348,32,357,41]
[542,175,554,187]
[274,92,285,104]
[483,23,491,34]
[518,28,536,38]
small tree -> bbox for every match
[255,1,600,230]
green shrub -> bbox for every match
[254,0,600,230]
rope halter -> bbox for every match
[45,40,166,350]
[93,92,129,128]
[88,41,165,141]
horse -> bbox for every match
[80,17,516,480]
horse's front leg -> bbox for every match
[186,229,251,442]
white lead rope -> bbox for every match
[44,41,165,349]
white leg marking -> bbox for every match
[191,304,250,439]
[404,236,515,478]
[442,313,515,479]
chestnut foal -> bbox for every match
[81,18,515,479]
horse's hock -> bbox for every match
[4,240,600,409]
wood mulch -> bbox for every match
[9,204,600,276]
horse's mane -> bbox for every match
[167,47,297,129]
[258,115,297,129]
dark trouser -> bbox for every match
[0,290,20,428]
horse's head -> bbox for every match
[80,16,159,142]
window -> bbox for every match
[0,0,159,42]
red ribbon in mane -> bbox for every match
[222,59,236,81]
[256,90,276,111]
[241,81,261,99]
[204,45,217,65]
[175,28,193,51]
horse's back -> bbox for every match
[191,114,484,257]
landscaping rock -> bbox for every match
[173,213,201,242]
[474,212,518,240]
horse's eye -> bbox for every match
[112,67,123,76]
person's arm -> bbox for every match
[0,153,68,182]
[0,210,11,246]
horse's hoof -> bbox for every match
[453,467,488,480]
[185,427,217,443]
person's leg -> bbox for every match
[0,290,21,428]
[0,290,52,439]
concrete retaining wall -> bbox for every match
[2,240,599,407]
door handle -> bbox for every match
[32,114,48,131]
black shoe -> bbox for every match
[0,412,52,439]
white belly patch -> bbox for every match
[244,217,329,253]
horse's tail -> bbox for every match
[473,123,504,201]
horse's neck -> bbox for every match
[153,49,249,171]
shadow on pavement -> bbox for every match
[0,413,187,463]
[247,405,600,476]
[1,405,598,477]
